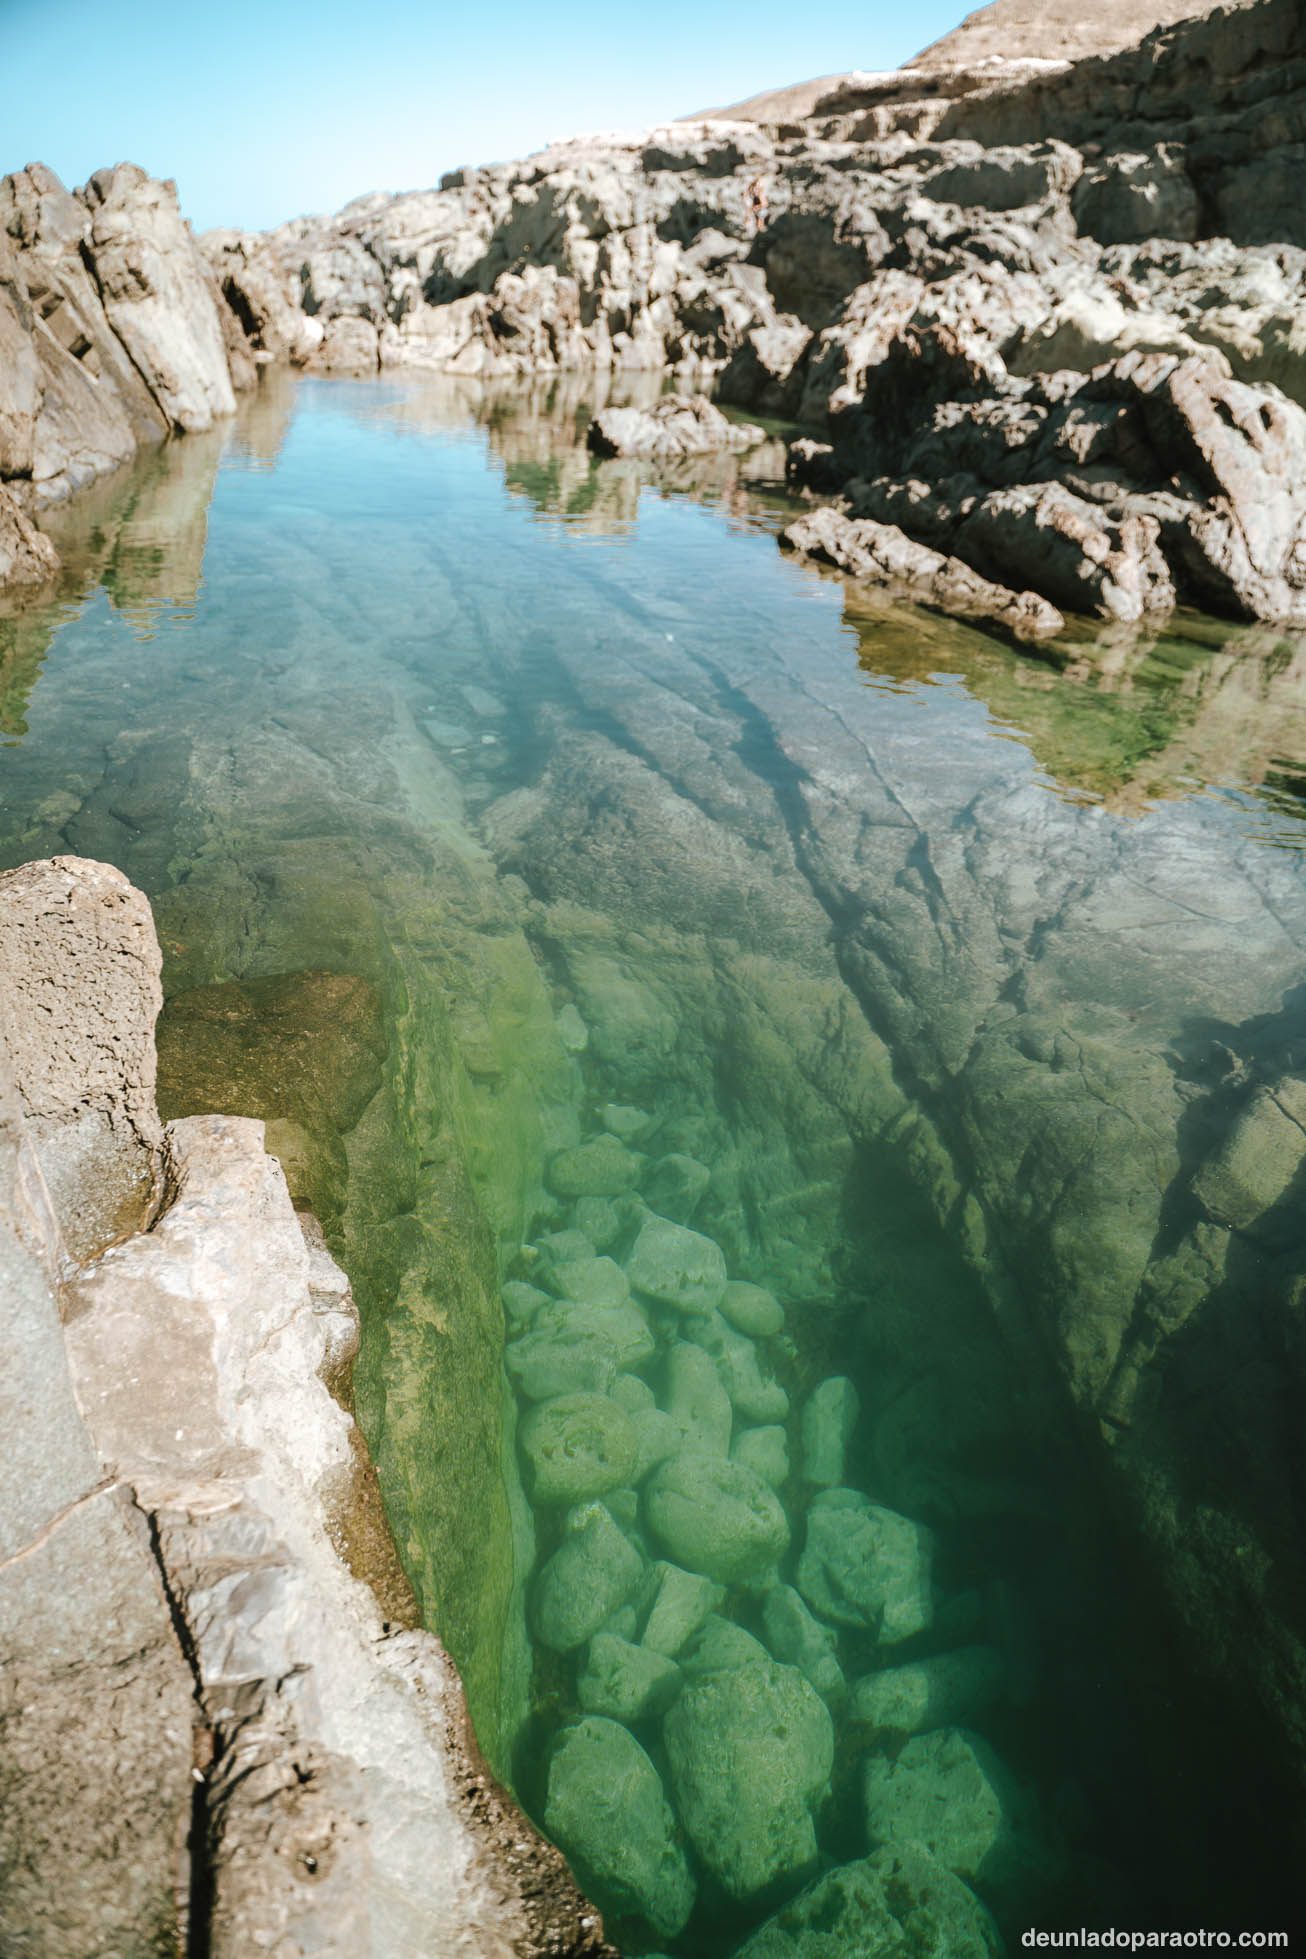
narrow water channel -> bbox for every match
[4,371,1305,1951]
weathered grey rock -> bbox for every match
[578,1631,682,1720]
[797,1490,934,1641]
[1191,1080,1306,1232]
[0,478,59,585]
[79,164,238,432]
[664,1338,734,1455]
[863,1727,1059,1909]
[800,1376,860,1488]
[301,312,380,372]
[762,1584,846,1704]
[645,1453,790,1582]
[1072,145,1199,245]
[852,1647,1007,1735]
[549,1133,642,1197]
[545,1717,695,1938]
[731,1423,789,1487]
[719,1279,785,1337]
[782,505,1065,643]
[588,394,764,459]
[533,1503,646,1651]
[625,1213,728,1313]
[518,1392,638,1503]
[732,1845,1001,1958]
[664,1649,834,1899]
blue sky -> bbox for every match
[3,0,972,234]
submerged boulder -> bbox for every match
[518,1392,638,1504]
[762,1584,846,1704]
[505,1299,654,1400]
[578,1632,682,1721]
[797,1489,934,1641]
[664,1647,834,1899]
[732,1844,1001,1958]
[641,1562,726,1657]
[532,1504,645,1652]
[800,1376,860,1488]
[851,1646,1006,1736]
[625,1214,728,1315]
[547,1134,642,1197]
[544,1717,696,1938]
[645,1454,790,1583]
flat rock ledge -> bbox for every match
[0,856,615,1959]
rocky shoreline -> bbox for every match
[3,0,1305,638]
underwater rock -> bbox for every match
[1191,1079,1306,1232]
[611,1372,655,1413]
[601,1103,653,1142]
[664,1648,834,1900]
[555,1002,589,1051]
[664,1340,734,1456]
[719,1280,786,1338]
[731,1424,789,1488]
[535,1227,598,1277]
[577,1632,682,1721]
[502,1279,550,1325]
[732,1844,1001,1958]
[679,1616,773,1676]
[863,1727,1057,1908]
[532,1504,645,1652]
[797,1490,934,1641]
[684,1309,789,1423]
[518,1392,638,1504]
[625,1214,728,1315]
[570,1195,623,1249]
[549,1254,632,1308]
[641,1151,711,1224]
[762,1584,846,1705]
[641,1562,726,1657]
[645,1454,790,1584]
[543,1716,696,1939]
[547,1134,642,1197]
[505,1299,655,1400]
[801,1377,860,1487]
[630,1405,685,1482]
[851,1646,1007,1736]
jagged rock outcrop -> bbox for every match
[587,393,764,458]
[0,160,252,588]
[0,856,615,1959]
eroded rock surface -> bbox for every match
[0,855,615,1958]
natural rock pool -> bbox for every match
[4,371,1306,1951]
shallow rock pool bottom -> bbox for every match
[3,371,1306,1949]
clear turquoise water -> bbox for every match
[4,371,1306,1951]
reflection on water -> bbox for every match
[3,371,1306,1951]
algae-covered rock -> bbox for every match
[611,1372,655,1413]
[852,1647,1006,1736]
[533,1505,644,1652]
[642,1151,711,1223]
[505,1300,654,1400]
[630,1405,683,1482]
[646,1454,790,1583]
[719,1279,786,1338]
[548,1134,642,1197]
[800,1377,860,1487]
[664,1650,834,1899]
[570,1194,623,1249]
[762,1584,846,1705]
[664,1339,733,1456]
[625,1214,728,1314]
[732,1844,1001,1958]
[502,1279,550,1325]
[578,1632,682,1721]
[641,1562,726,1657]
[678,1615,772,1676]
[797,1489,934,1640]
[732,1424,789,1488]
[544,1716,696,1938]
[518,1392,638,1504]
[864,1727,1056,1907]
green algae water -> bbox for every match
[5,371,1306,1951]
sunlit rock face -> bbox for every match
[4,373,1306,1948]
